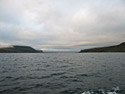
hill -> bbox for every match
[80,42,125,52]
[0,45,43,53]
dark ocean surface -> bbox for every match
[0,53,125,94]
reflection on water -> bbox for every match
[0,53,125,94]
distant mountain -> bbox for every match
[80,42,125,52]
[0,45,43,53]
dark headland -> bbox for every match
[0,45,43,53]
[80,42,125,53]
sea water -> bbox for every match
[0,53,125,94]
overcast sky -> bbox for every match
[0,0,125,51]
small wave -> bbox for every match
[51,72,66,76]
[34,84,43,88]
[77,74,88,77]
[76,73,100,78]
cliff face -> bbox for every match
[80,42,125,52]
[0,45,43,53]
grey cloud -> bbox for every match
[0,0,124,51]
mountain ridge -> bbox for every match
[0,45,43,53]
[80,42,125,52]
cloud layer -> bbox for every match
[0,0,125,51]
